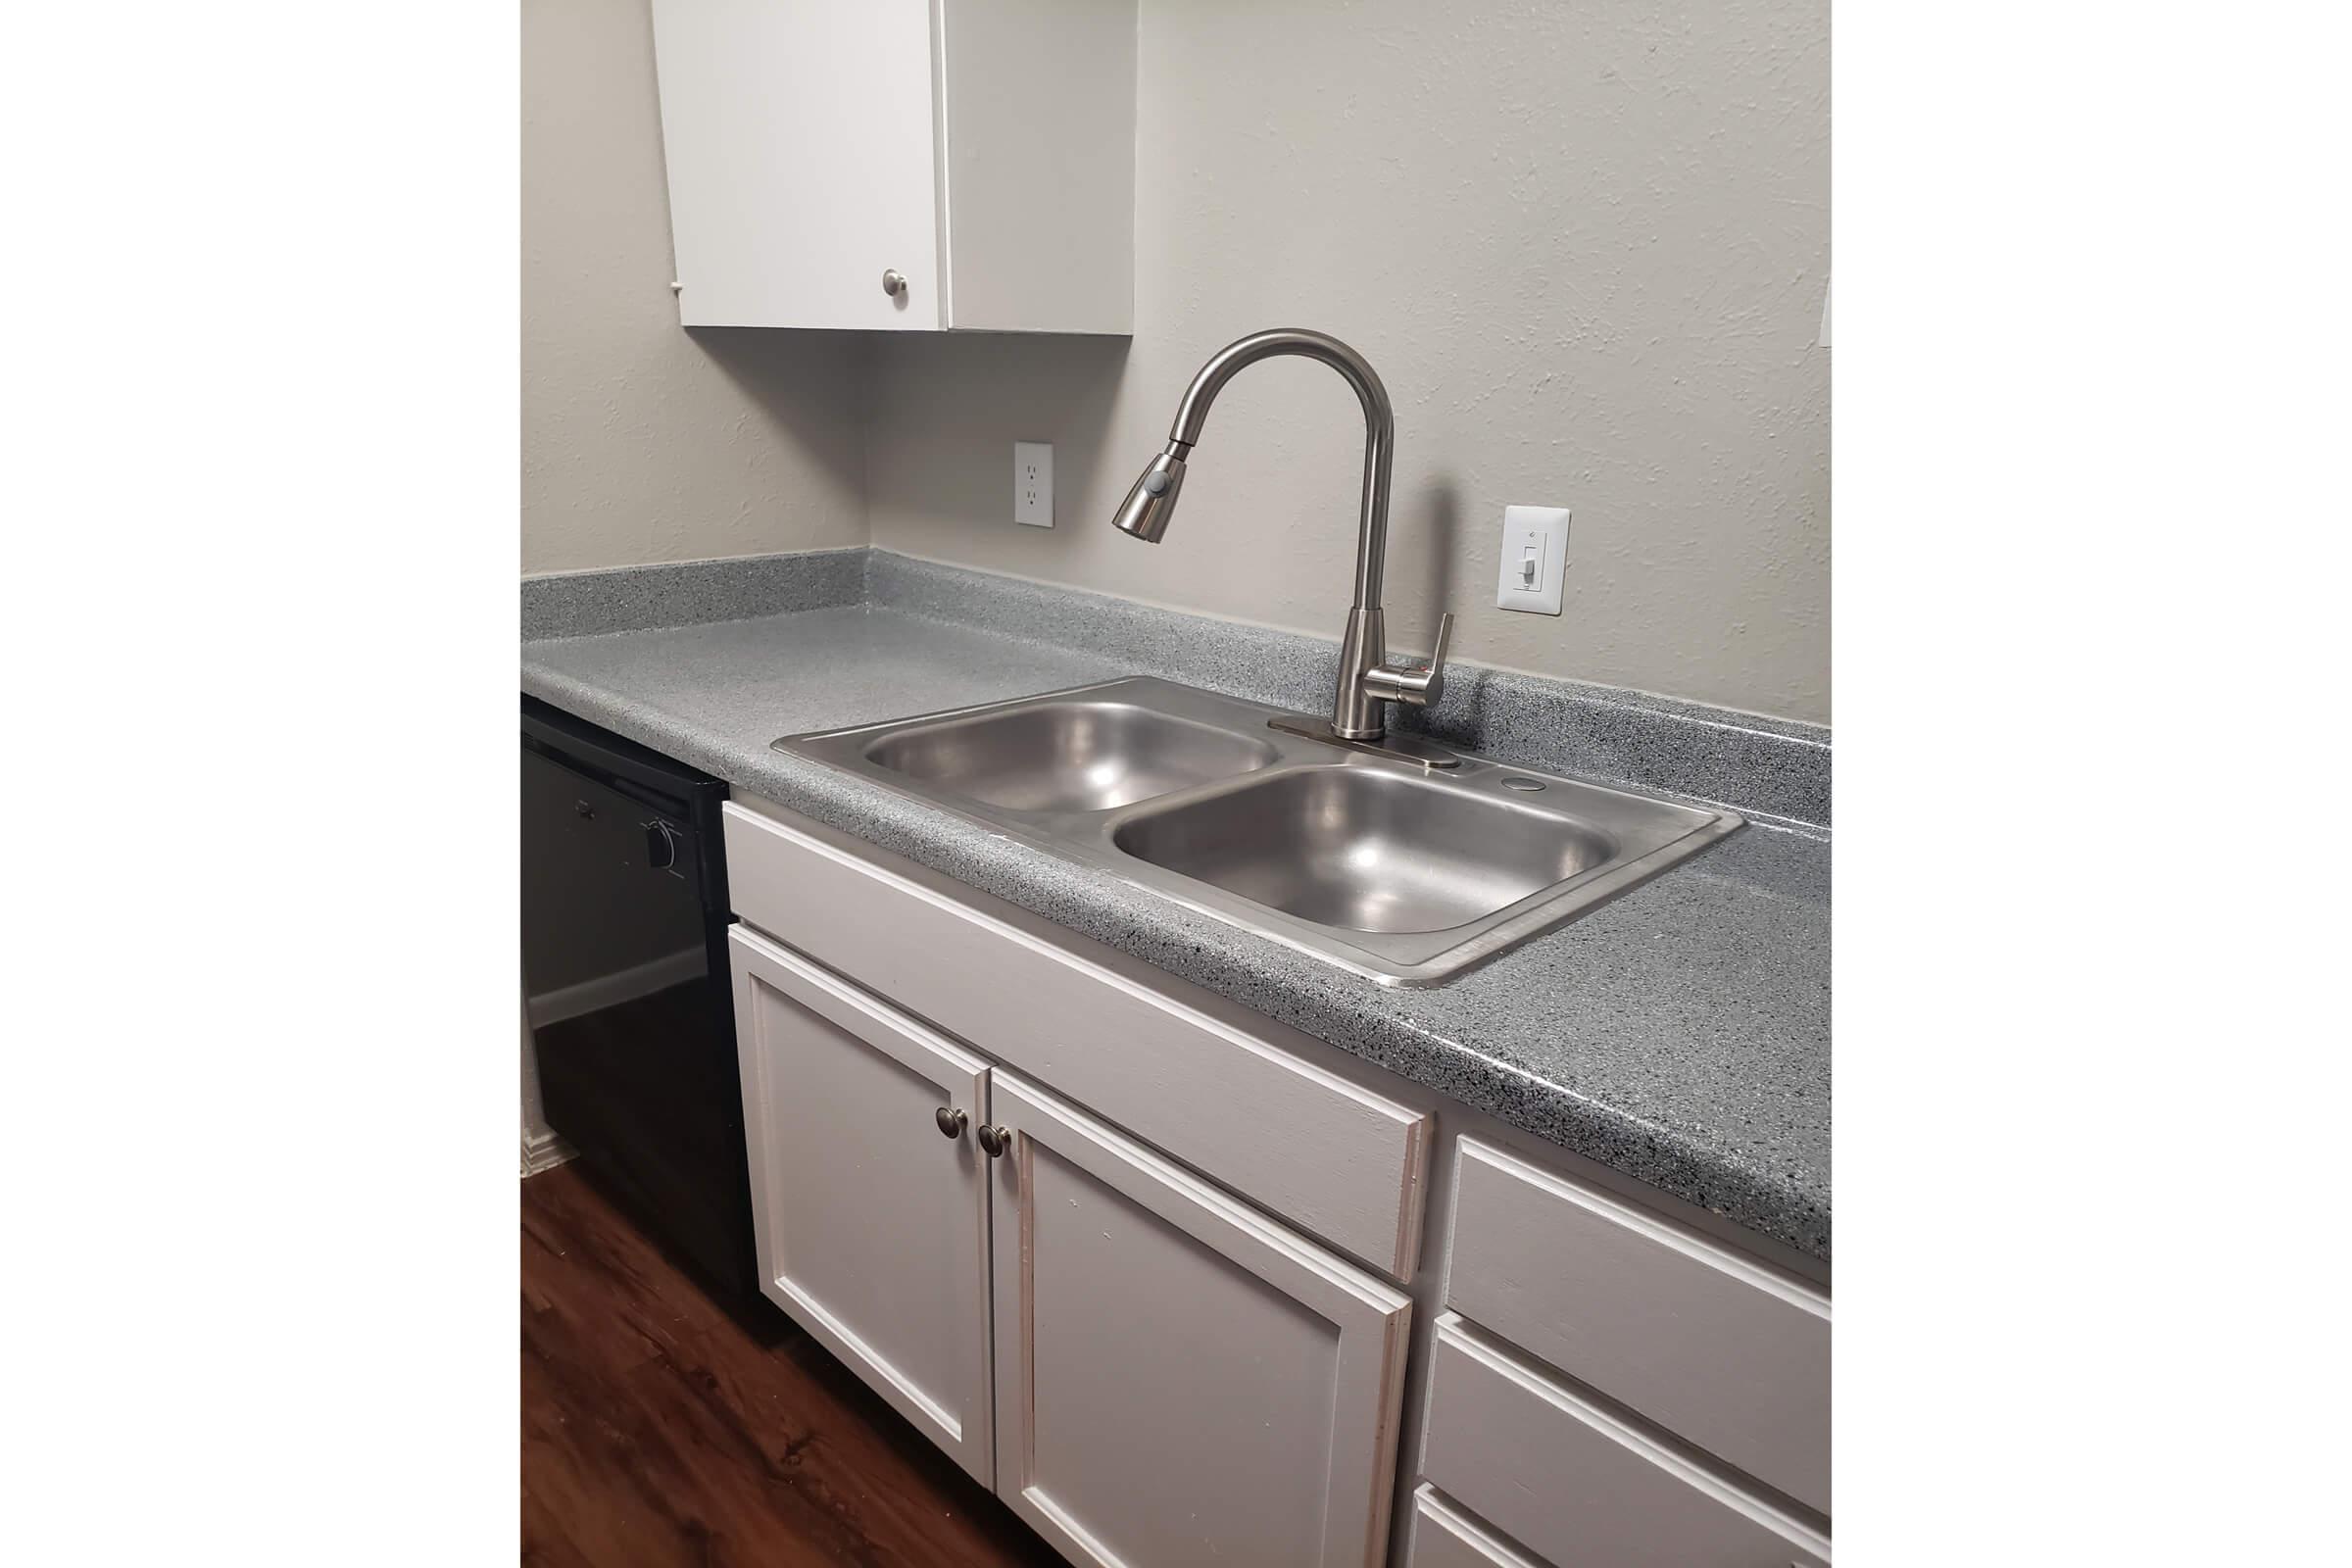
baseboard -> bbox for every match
[521,1125,577,1176]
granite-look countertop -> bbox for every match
[522,583,1830,1262]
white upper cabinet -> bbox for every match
[649,0,1136,333]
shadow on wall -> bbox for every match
[864,331,1134,545]
[860,329,1479,669]
[1395,475,1461,658]
[682,327,870,506]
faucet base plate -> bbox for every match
[1267,713,1462,771]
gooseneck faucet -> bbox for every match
[1112,329,1453,744]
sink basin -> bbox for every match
[1112,768,1615,934]
[777,677,1740,985]
[862,700,1278,813]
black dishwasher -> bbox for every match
[521,696,753,1298]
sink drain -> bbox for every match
[1499,776,1546,793]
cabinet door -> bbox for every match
[651,0,939,329]
[729,927,994,1482]
[987,1070,1412,1568]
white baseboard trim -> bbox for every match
[521,1125,577,1176]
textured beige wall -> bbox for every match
[524,0,1830,720]
[864,0,1829,721]
[521,0,864,574]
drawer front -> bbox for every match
[1401,1485,1547,1568]
[1419,1315,1829,1567]
[1444,1139,1831,1513]
[722,802,1431,1278]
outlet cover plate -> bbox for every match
[1014,441,1053,527]
[1495,504,1570,614]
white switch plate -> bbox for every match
[1014,441,1053,527]
[1495,504,1570,614]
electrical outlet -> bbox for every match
[1494,504,1570,614]
[1014,441,1054,527]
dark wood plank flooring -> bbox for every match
[521,1162,1057,1566]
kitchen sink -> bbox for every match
[862,699,1278,813]
[1111,767,1616,935]
[777,677,1740,986]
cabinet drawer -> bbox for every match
[1401,1485,1546,1568]
[1419,1315,1829,1567]
[1443,1139,1830,1513]
[722,802,1431,1278]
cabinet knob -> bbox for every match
[881,269,907,298]
[934,1106,967,1140]
[975,1124,1011,1158]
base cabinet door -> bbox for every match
[729,926,997,1484]
[985,1070,1413,1568]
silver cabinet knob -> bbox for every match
[881,269,907,298]
[935,1106,967,1139]
[976,1124,1011,1158]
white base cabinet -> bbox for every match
[721,796,1830,1568]
[729,923,1413,1565]
[988,1072,1411,1568]
[1401,1485,1548,1568]
[730,928,997,1482]
[1414,1316,1829,1568]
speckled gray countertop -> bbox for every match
[522,555,1830,1261]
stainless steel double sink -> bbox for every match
[775,677,1740,986]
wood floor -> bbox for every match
[521,1162,1057,1567]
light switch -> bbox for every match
[1495,505,1570,615]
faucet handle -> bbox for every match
[1423,612,1453,679]
[1366,612,1454,710]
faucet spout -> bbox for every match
[1163,329,1393,609]
[1109,329,1449,742]
[1109,444,1187,542]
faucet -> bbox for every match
[1112,328,1453,747]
